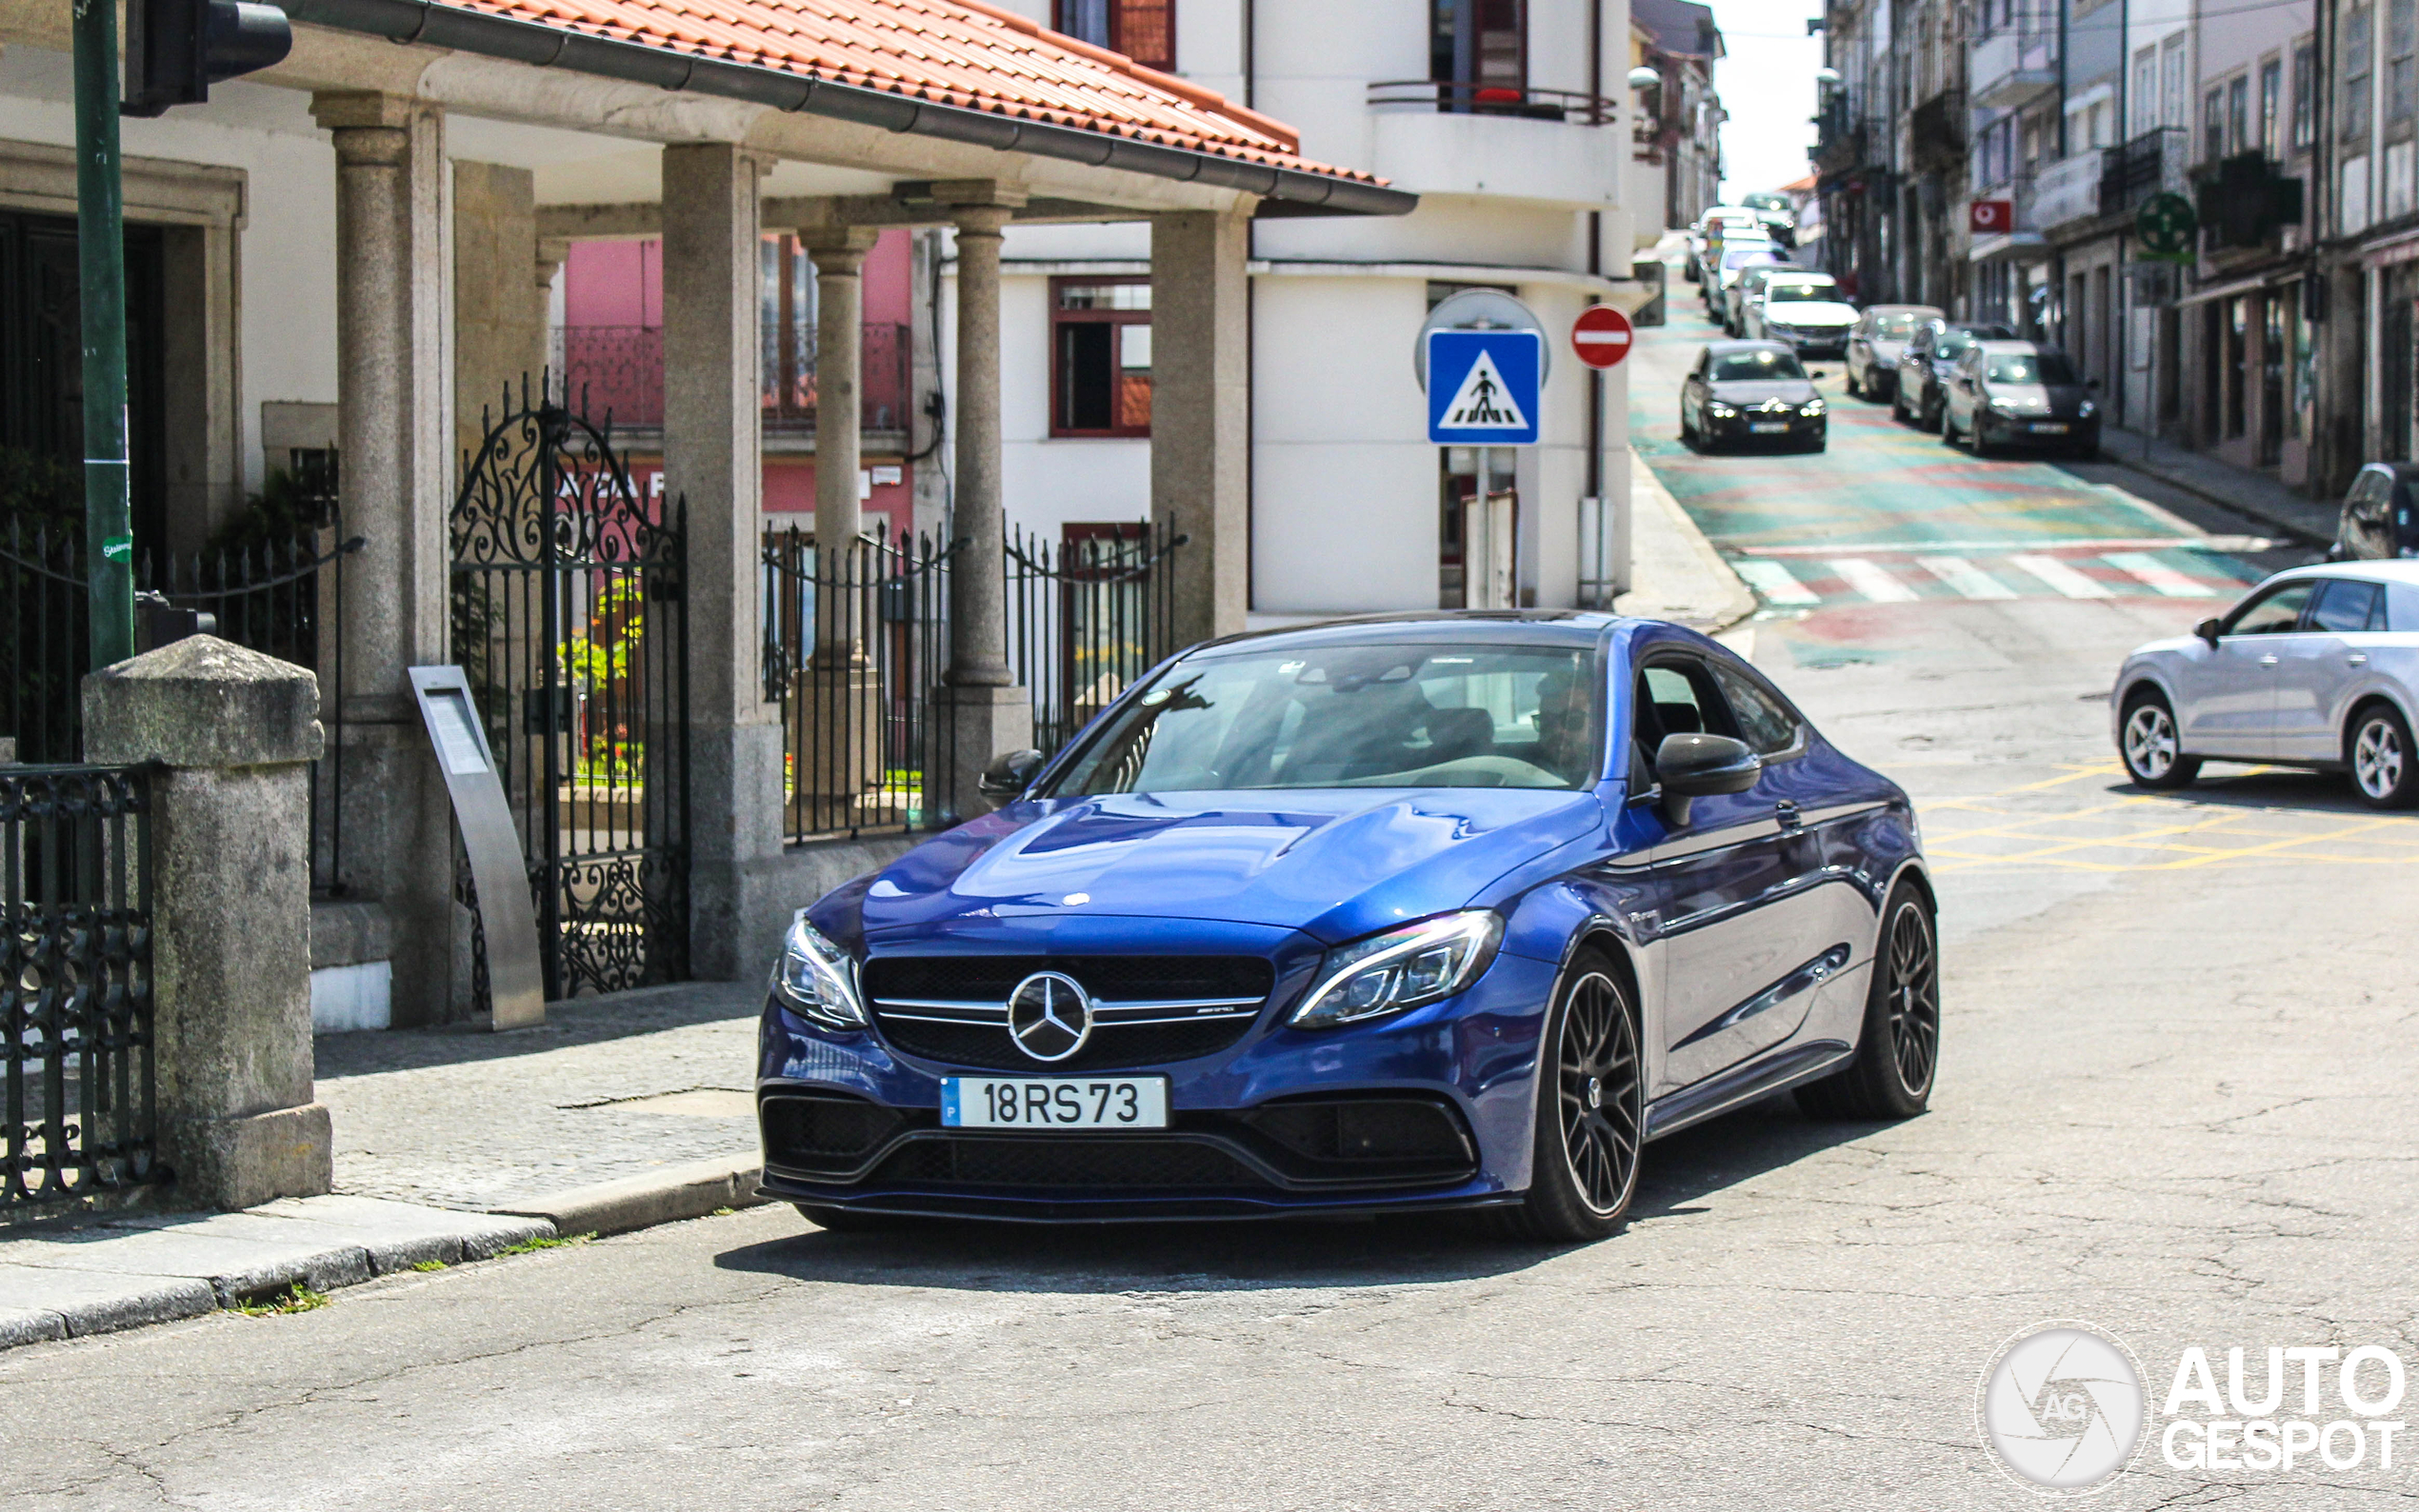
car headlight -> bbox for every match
[2078,399,2097,417]
[1708,402,1738,418]
[1801,402,1826,416]
[1290,910,1503,1030]
[774,917,867,1028]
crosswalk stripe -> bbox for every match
[2102,551,2218,597]
[2009,553,2113,599]
[1733,558,1819,605]
[1915,555,2017,600]
[1831,558,1920,603]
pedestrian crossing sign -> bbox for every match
[1427,328,1541,445]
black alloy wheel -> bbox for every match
[2348,702,2419,809]
[1797,884,1940,1121]
[1499,949,1644,1243]
[2119,688,2201,790]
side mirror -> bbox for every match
[977,747,1046,806]
[2194,617,2223,647]
[1809,369,1829,381]
[1654,732,1761,826]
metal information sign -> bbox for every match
[2136,191,2197,261]
[410,666,545,1031]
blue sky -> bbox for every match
[1709,0,1825,196]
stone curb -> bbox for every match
[2098,433,2335,547]
[489,1157,770,1238]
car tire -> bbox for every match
[1495,946,1644,1243]
[1924,395,1944,433]
[1680,407,1699,447]
[1890,384,1909,422]
[2119,688,2201,790]
[1845,367,1862,398]
[1796,883,1940,1122]
[2347,702,2419,809]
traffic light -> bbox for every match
[121,0,292,117]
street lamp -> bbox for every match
[1627,65,1662,90]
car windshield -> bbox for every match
[1986,352,2080,384]
[1743,192,1789,210]
[1935,330,1979,359]
[1710,348,1808,381]
[1871,312,1924,338]
[1767,284,1839,303]
[1042,645,1601,795]
[1723,249,1780,269]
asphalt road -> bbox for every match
[10,303,2414,1512]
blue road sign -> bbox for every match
[1427,328,1541,446]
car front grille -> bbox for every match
[863,954,1277,1071]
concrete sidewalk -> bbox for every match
[2,977,771,1347]
[1615,446,1756,631]
[2100,424,2339,545]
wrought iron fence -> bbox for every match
[761,527,958,843]
[451,381,690,1002]
[2,763,158,1209]
[0,517,359,895]
[1007,522,1185,756]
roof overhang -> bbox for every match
[283,0,1418,217]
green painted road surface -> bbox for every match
[1628,294,2297,617]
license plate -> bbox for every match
[1750,422,1790,434]
[2030,422,2069,434]
[941,1076,1170,1129]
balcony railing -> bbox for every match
[1366,80,1614,125]
[2098,127,2190,215]
[2034,149,2105,229]
[1910,89,1968,171]
[1972,17,2058,110]
[553,323,913,437]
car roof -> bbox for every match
[1763,269,1835,281]
[1190,609,1620,658]
[1703,339,1793,354]
[2359,462,2419,480]
[2265,560,2419,587]
[1865,304,1944,316]
[1973,340,2051,353]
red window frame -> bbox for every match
[1052,1,1175,71]
[1049,276,1152,440]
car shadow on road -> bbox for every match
[313,978,762,1080]
[710,1096,1884,1295]
[2109,766,2379,815]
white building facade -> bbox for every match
[973,0,1645,621]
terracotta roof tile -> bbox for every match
[436,0,1379,185]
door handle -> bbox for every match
[2259,654,2280,666]
[2349,653,2370,666]
[1775,799,1804,830]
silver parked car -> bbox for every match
[2112,562,2419,807]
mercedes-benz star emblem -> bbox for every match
[1007,970,1092,1063]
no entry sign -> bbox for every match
[1571,305,1633,369]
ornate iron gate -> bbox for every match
[450,381,689,1001]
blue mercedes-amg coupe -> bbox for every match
[757,613,1938,1241]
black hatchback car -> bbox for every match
[1892,320,2015,431]
[1679,341,1827,451]
[2329,462,2419,560]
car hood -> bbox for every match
[850,787,1608,946]
[1709,379,1818,405]
[1764,301,1856,327]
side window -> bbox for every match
[2223,580,2318,635]
[1709,662,1803,756]
[2309,579,2386,633]
[1637,659,1740,746]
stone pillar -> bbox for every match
[451,160,541,456]
[794,228,885,800]
[311,92,458,1027]
[84,638,330,1210]
[935,199,1031,817]
[662,143,783,978]
[535,237,568,381]
[1150,210,1252,647]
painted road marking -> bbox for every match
[1916,555,2018,600]
[1832,558,1921,603]
[2009,553,2113,598]
[2103,550,2218,597]
[1734,559,1819,605]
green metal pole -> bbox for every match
[72,0,135,670]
